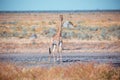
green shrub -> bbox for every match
[108,26,120,40]
[2,31,8,37]
[0,31,12,38]
[1,22,7,24]
[22,27,28,37]
[8,21,17,25]
[89,27,98,31]
[62,32,67,38]
[75,25,86,30]
[77,33,90,40]
[62,31,75,39]
[108,26,120,32]
[48,28,56,37]
[101,28,109,40]
[45,28,56,37]
[13,32,19,37]
[112,30,120,39]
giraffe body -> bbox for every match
[49,15,63,62]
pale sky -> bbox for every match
[0,0,120,11]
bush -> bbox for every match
[48,21,56,25]
[0,32,14,38]
[62,31,75,39]
[62,32,67,38]
[12,32,19,37]
[108,26,120,40]
[31,26,36,32]
[1,22,7,24]
[8,21,17,25]
[101,28,109,40]
[108,26,120,32]
[112,30,120,39]
[77,33,90,40]
[89,27,98,31]
[22,27,28,37]
[47,28,56,37]
[75,25,86,30]
[48,21,52,25]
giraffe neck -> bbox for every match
[53,21,62,41]
[52,15,63,42]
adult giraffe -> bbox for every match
[49,15,63,62]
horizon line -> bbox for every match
[0,9,120,12]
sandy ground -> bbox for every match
[0,52,120,68]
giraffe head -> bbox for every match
[60,15,63,22]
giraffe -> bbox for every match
[49,15,63,62]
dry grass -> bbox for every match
[0,62,120,80]
[0,12,120,27]
[0,38,120,53]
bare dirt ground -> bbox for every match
[0,52,120,68]
[0,39,120,67]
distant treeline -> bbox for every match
[0,10,120,13]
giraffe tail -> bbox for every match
[49,48,51,54]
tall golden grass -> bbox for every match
[0,62,120,80]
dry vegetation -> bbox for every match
[0,12,120,80]
[0,12,120,40]
[0,38,120,53]
[0,11,120,53]
[0,62,120,80]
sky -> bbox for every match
[0,0,120,11]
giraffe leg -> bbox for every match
[56,46,62,62]
[58,42,62,62]
[52,45,56,63]
[48,47,51,62]
[59,46,62,63]
[56,46,60,61]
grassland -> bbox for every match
[0,62,120,80]
[0,11,120,40]
[0,11,120,80]
[0,11,120,53]
[0,38,120,53]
